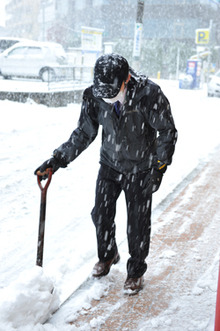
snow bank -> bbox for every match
[0,266,59,330]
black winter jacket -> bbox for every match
[54,71,177,174]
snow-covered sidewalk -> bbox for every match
[50,145,220,330]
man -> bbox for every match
[35,53,177,294]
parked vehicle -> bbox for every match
[207,70,220,97]
[0,41,68,81]
[0,37,29,53]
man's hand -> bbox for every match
[34,157,61,181]
[35,150,68,181]
[150,168,163,193]
[150,160,167,193]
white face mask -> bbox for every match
[103,87,127,104]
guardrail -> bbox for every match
[0,65,93,106]
[45,65,93,91]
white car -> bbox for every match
[207,70,220,97]
[0,41,68,81]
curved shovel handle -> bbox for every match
[36,168,53,267]
[37,168,53,192]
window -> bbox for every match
[26,47,42,56]
[8,47,27,57]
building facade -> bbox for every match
[5,0,219,43]
[5,0,40,40]
[4,0,220,76]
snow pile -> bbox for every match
[0,266,60,330]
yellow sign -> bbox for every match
[195,29,209,44]
[81,26,103,51]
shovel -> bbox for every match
[36,168,53,267]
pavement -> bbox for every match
[53,145,220,330]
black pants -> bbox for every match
[91,164,152,278]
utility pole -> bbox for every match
[207,19,213,83]
[41,0,46,41]
[176,47,180,80]
[132,0,145,70]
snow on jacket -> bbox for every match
[53,70,178,174]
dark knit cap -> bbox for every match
[92,53,129,98]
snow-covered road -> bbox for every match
[0,79,220,330]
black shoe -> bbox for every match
[92,252,120,277]
[124,276,144,295]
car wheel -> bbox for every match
[40,68,56,82]
[3,75,11,80]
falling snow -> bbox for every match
[0,79,220,330]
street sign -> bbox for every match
[133,22,143,57]
[81,26,103,51]
[195,29,210,44]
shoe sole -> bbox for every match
[123,284,143,296]
[123,277,144,295]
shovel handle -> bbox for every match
[36,168,53,267]
[37,168,53,192]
